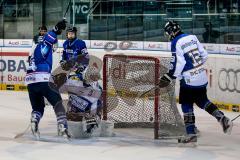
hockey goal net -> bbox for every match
[102,54,185,139]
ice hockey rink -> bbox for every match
[0,91,239,160]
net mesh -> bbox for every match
[103,54,185,139]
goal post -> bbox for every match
[102,54,185,139]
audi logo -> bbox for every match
[218,69,240,93]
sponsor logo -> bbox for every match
[66,49,74,54]
[146,43,166,50]
[6,85,15,90]
[225,46,240,53]
[232,105,240,112]
[119,41,133,50]
[218,68,240,93]
[0,60,27,72]
[181,40,197,50]
[103,41,132,51]
[25,76,36,82]
[104,42,117,52]
[18,85,27,90]
[93,42,104,47]
[190,67,205,76]
[206,69,213,88]
[69,94,89,112]
[7,40,31,46]
[8,41,20,46]
[204,45,215,51]
[21,41,31,46]
[215,103,230,110]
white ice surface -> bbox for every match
[0,91,240,160]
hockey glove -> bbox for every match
[52,72,67,89]
[60,60,75,71]
[158,74,172,88]
[75,65,85,74]
[53,19,67,35]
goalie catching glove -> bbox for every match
[158,74,173,88]
[51,72,67,89]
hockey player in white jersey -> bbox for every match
[160,21,233,144]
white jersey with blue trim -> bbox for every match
[168,33,208,88]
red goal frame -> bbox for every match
[102,54,160,139]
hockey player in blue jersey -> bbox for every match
[159,21,233,144]
[25,20,71,138]
[60,26,89,74]
[59,26,103,134]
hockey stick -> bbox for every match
[139,85,159,98]
[139,79,173,98]
[63,0,72,19]
[14,124,31,139]
[232,114,240,122]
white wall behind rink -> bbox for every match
[0,44,240,108]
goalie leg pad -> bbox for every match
[68,94,92,113]
[99,120,114,137]
[67,119,114,138]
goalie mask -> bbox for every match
[66,26,77,41]
[164,21,181,41]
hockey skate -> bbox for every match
[220,116,233,135]
[58,123,71,139]
[31,118,40,139]
[178,134,197,147]
[82,115,100,134]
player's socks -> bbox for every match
[57,123,71,138]
[204,102,224,120]
[57,115,71,138]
